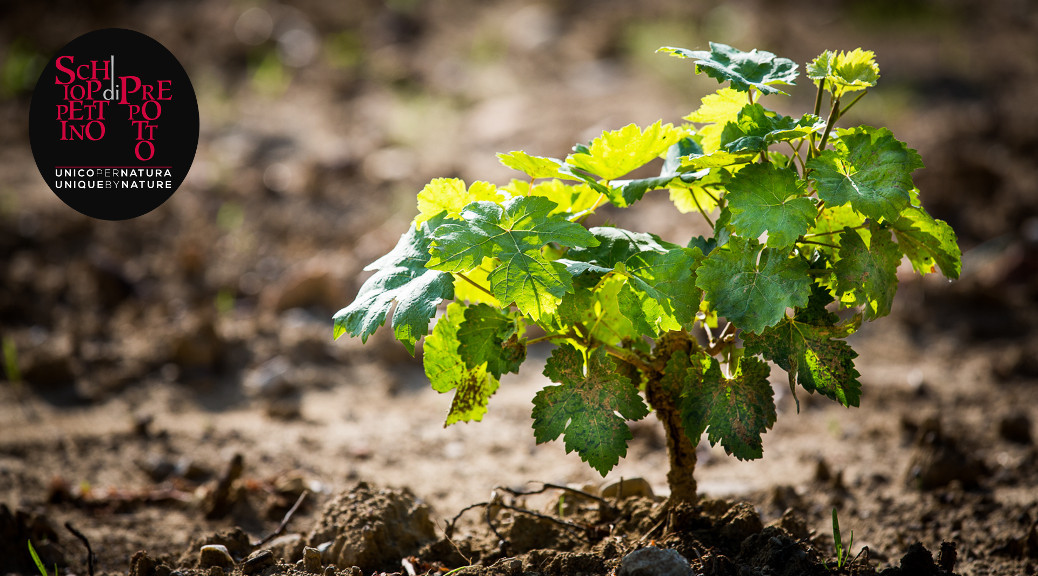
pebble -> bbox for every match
[601,477,654,500]
[242,550,275,575]
[617,546,696,576]
[303,546,323,573]
[199,544,234,569]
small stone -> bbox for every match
[323,566,336,576]
[617,546,695,576]
[208,567,224,576]
[344,567,362,576]
[242,549,275,575]
[199,545,235,569]
[601,477,654,500]
[303,546,323,573]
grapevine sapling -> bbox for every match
[334,42,961,502]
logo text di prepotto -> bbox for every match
[54,55,173,163]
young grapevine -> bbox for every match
[334,43,961,502]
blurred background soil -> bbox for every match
[1,1,1036,574]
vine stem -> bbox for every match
[803,223,868,238]
[573,184,611,224]
[689,189,714,229]
[602,344,654,374]
[526,327,581,346]
[705,322,734,356]
[808,79,826,157]
[817,95,842,152]
[455,272,495,298]
[799,238,840,250]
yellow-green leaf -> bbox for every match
[566,121,684,181]
[416,178,503,225]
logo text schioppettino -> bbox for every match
[53,53,174,187]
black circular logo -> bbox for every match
[29,28,199,220]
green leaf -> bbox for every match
[892,205,962,278]
[416,178,502,226]
[457,303,526,378]
[558,275,642,347]
[807,49,879,98]
[566,121,685,181]
[807,126,924,222]
[744,289,862,408]
[680,149,756,170]
[720,104,826,153]
[566,226,677,268]
[725,163,816,249]
[497,151,566,179]
[658,42,798,96]
[695,236,812,334]
[661,136,705,174]
[334,214,454,354]
[622,247,704,331]
[424,303,500,426]
[428,196,599,319]
[533,345,649,475]
[672,352,776,459]
[834,224,900,320]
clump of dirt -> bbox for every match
[306,482,437,571]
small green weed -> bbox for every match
[28,539,57,576]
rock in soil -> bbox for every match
[601,477,654,500]
[242,549,276,575]
[306,481,436,571]
[181,527,253,568]
[199,544,235,569]
[617,546,695,576]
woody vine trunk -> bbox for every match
[643,331,701,503]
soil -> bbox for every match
[2,1,1037,575]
